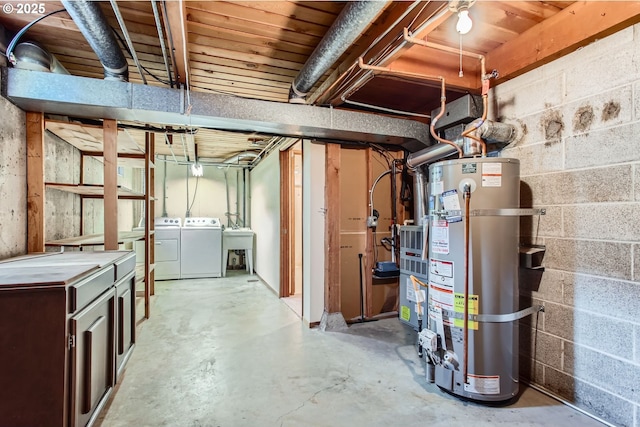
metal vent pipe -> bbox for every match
[288,0,388,103]
[406,143,458,169]
[61,0,129,82]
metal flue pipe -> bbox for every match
[406,143,458,169]
[288,0,388,103]
[61,0,129,82]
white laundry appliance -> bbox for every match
[180,217,223,279]
[154,217,182,280]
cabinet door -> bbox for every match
[115,271,136,380]
[70,288,115,427]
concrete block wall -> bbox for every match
[492,24,640,427]
[0,72,26,259]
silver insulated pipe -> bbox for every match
[61,0,129,82]
[412,169,428,225]
[289,1,388,103]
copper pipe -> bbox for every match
[357,56,441,81]
[461,94,488,156]
[403,28,486,78]
[356,57,463,157]
[463,184,471,385]
[404,28,490,157]
[430,77,463,158]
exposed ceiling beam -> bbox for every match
[161,0,189,87]
[3,68,431,150]
[486,1,640,83]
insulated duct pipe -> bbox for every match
[13,41,69,74]
[288,0,388,103]
[463,119,517,156]
[412,169,427,225]
[61,0,129,82]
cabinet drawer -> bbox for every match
[114,252,136,282]
[69,266,114,314]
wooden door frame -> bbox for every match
[279,150,293,298]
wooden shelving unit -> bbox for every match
[26,113,156,318]
[45,183,146,199]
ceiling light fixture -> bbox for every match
[456,8,473,35]
[449,0,476,35]
[191,163,203,177]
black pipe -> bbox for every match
[358,253,365,323]
[61,0,129,82]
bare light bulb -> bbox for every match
[190,163,203,177]
[456,9,473,35]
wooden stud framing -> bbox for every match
[103,119,118,250]
[279,150,291,298]
[26,112,45,253]
[324,143,341,313]
[161,0,189,87]
[144,131,155,318]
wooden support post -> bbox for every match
[324,143,341,313]
[149,134,156,297]
[103,119,118,250]
[145,132,156,317]
[26,112,45,253]
[279,150,291,298]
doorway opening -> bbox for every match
[280,141,303,317]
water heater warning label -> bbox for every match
[464,374,500,395]
[431,220,449,254]
[429,259,454,324]
[482,163,502,187]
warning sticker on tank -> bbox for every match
[454,293,479,330]
[482,163,502,187]
[464,374,500,395]
[430,258,453,280]
[431,220,449,254]
[441,189,462,222]
[429,259,454,325]
[429,284,453,325]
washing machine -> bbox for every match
[180,217,223,279]
[154,217,182,280]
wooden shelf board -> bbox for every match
[45,230,145,248]
[46,183,145,199]
[45,120,146,155]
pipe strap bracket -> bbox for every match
[432,208,546,218]
[442,305,544,324]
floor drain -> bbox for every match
[247,279,259,282]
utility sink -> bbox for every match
[222,228,254,277]
[223,227,254,238]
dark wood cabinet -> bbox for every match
[0,251,136,427]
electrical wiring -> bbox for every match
[111,27,172,86]
[4,8,67,64]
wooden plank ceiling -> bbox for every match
[2,1,639,163]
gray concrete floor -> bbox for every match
[97,272,606,427]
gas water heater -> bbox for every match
[421,157,521,401]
